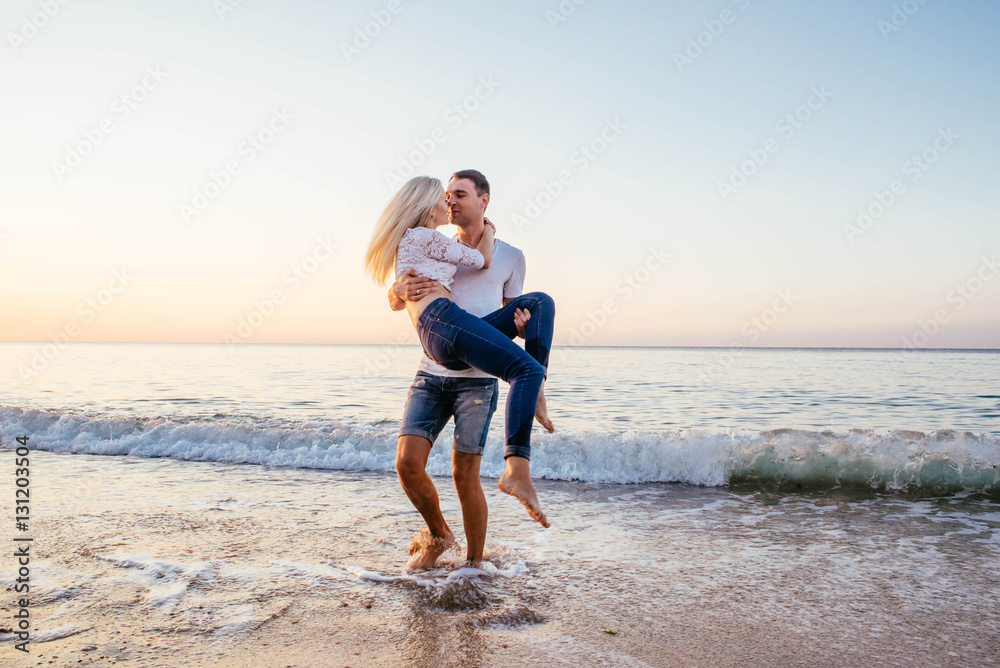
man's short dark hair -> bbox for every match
[451,169,490,197]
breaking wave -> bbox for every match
[2,406,998,496]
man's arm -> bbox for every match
[503,245,530,336]
[388,268,442,311]
[388,284,406,311]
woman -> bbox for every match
[364,176,555,527]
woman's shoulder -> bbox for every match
[406,225,435,234]
[404,226,440,240]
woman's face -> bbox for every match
[427,190,449,228]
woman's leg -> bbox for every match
[421,303,545,459]
[420,292,556,375]
[480,292,556,432]
[480,292,555,375]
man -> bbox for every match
[389,169,551,570]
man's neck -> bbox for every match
[455,217,486,246]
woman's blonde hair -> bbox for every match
[364,176,443,286]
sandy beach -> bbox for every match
[2,449,998,667]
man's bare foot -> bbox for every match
[405,528,456,571]
[498,456,550,528]
[535,384,554,433]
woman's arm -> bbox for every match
[419,227,485,269]
[475,222,494,269]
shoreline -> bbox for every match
[1,450,998,667]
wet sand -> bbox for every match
[2,450,998,667]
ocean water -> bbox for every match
[2,343,999,665]
[1,343,998,494]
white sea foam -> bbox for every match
[2,407,998,494]
[0,559,88,606]
[333,562,514,585]
[93,552,215,582]
[0,624,86,644]
[80,552,333,638]
[148,581,188,612]
[332,557,529,612]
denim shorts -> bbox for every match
[398,369,499,455]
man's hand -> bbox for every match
[513,307,531,339]
[389,268,442,311]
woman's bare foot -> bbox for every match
[497,456,550,528]
[405,527,456,571]
[535,384,554,433]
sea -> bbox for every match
[1,343,998,666]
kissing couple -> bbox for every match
[364,169,556,570]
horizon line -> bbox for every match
[2,341,998,353]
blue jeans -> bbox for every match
[416,292,556,460]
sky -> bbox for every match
[1,0,998,348]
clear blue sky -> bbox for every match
[1,0,998,347]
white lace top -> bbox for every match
[395,226,485,289]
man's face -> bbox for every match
[446,178,487,226]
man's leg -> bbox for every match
[452,450,487,564]
[450,377,498,564]
[397,372,455,570]
[396,436,452,534]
